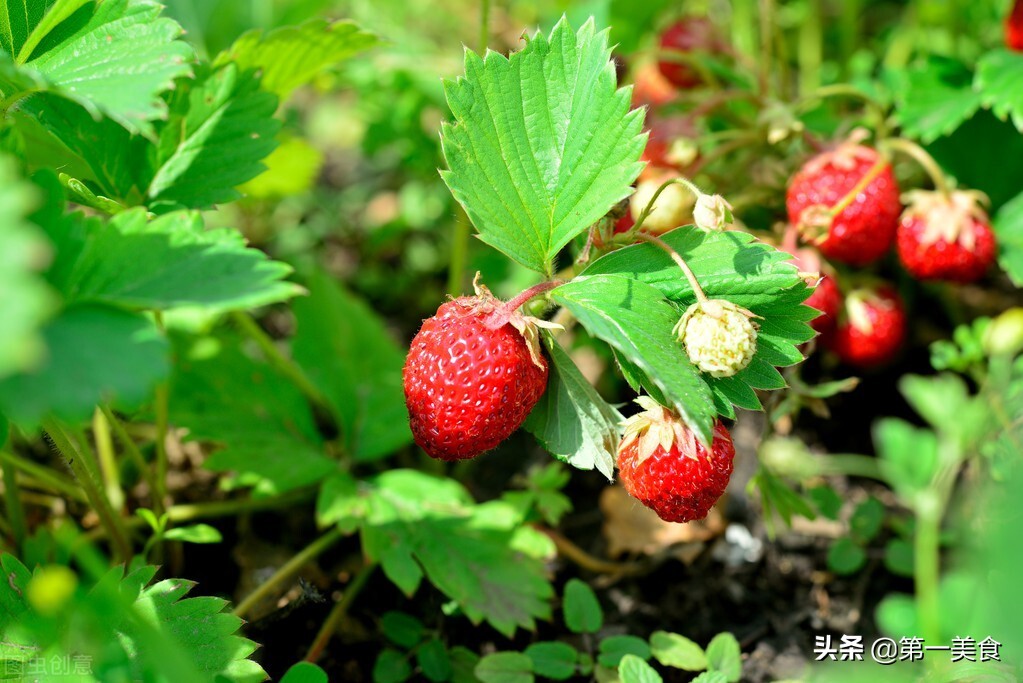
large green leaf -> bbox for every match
[146,63,280,210]
[6,0,194,136]
[892,57,982,144]
[581,227,813,418]
[0,554,265,682]
[0,303,169,424]
[441,16,645,274]
[292,270,412,461]
[357,470,555,637]
[551,274,716,445]
[169,337,335,496]
[524,333,619,480]
[976,49,1023,133]
[217,19,378,102]
[993,185,1023,287]
[54,208,300,313]
[0,156,55,378]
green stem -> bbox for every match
[304,563,376,663]
[635,232,709,305]
[758,0,775,98]
[797,0,822,98]
[3,464,27,549]
[232,527,345,619]
[231,311,333,419]
[100,405,159,498]
[478,0,490,54]
[799,85,890,140]
[154,311,169,518]
[816,454,886,481]
[915,457,959,644]
[0,449,86,502]
[43,418,133,563]
[92,408,124,512]
[881,137,952,197]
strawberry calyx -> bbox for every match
[842,286,896,335]
[472,274,563,369]
[901,189,991,252]
[619,397,700,468]
[802,128,875,175]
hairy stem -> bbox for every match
[100,405,160,498]
[233,527,345,619]
[92,408,124,512]
[485,280,563,328]
[635,232,709,305]
[43,418,133,563]
[304,563,376,663]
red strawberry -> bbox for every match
[613,211,635,235]
[806,275,842,334]
[631,62,676,110]
[1008,0,1023,50]
[787,140,901,265]
[896,190,997,283]
[642,115,699,170]
[617,398,735,523]
[828,285,906,368]
[403,282,552,460]
[656,18,722,89]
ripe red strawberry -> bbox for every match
[828,285,906,368]
[617,398,735,523]
[787,141,901,265]
[613,211,635,235]
[657,18,722,89]
[403,282,552,460]
[896,190,997,283]
[1008,0,1023,50]
[806,275,842,334]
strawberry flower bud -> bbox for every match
[674,299,758,377]
[693,194,734,232]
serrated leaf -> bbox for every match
[0,303,168,425]
[551,274,716,444]
[55,208,300,313]
[147,63,280,209]
[218,19,379,102]
[11,0,194,136]
[649,631,707,671]
[361,471,553,637]
[563,578,602,634]
[169,336,335,496]
[475,652,534,683]
[976,49,1023,133]
[892,57,981,143]
[292,270,412,461]
[704,633,741,682]
[618,654,662,683]
[441,16,644,274]
[0,156,56,379]
[993,188,1023,286]
[524,333,620,480]
[524,641,577,680]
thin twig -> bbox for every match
[635,232,709,305]
[304,563,376,663]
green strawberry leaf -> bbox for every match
[53,208,300,313]
[292,271,412,462]
[524,333,620,480]
[618,654,662,683]
[475,652,534,683]
[359,471,555,637]
[581,228,813,419]
[993,188,1023,286]
[0,157,56,379]
[169,336,335,496]
[441,16,644,275]
[551,274,717,445]
[892,57,981,144]
[975,49,1023,133]
[598,635,651,668]
[280,662,329,683]
[524,641,577,680]
[563,578,603,634]
[0,303,168,425]
[705,633,741,682]
[4,0,194,137]
[0,554,265,682]
[217,19,379,102]
[649,631,707,671]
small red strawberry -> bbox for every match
[896,190,997,283]
[656,18,722,89]
[613,211,635,235]
[616,398,735,523]
[805,275,842,334]
[828,285,906,368]
[403,279,556,460]
[1008,0,1023,50]
[787,139,901,265]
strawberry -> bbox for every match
[630,174,694,234]
[805,275,842,334]
[403,280,554,460]
[896,190,997,283]
[642,115,699,170]
[1008,0,1023,50]
[674,299,758,377]
[828,285,906,368]
[787,140,901,265]
[613,211,635,235]
[656,18,722,89]
[617,397,735,523]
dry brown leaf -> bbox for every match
[599,484,726,558]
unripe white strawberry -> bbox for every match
[693,194,733,232]
[630,178,694,234]
[674,299,758,377]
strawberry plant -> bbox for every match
[0,1,1021,682]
